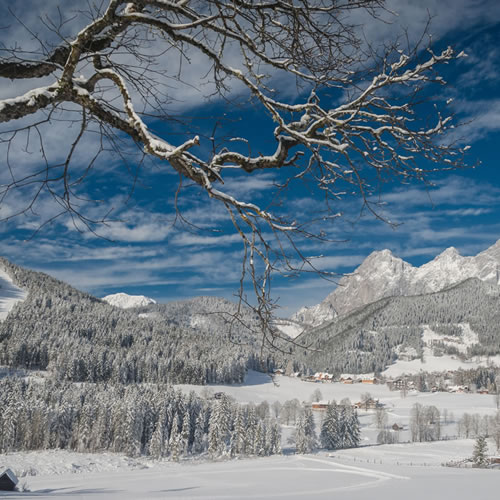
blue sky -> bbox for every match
[1,1,500,315]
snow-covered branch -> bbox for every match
[0,0,472,333]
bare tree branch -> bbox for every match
[0,0,473,345]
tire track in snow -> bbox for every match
[299,455,410,480]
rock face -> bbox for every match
[293,240,500,327]
[102,292,156,309]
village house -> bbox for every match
[353,398,382,410]
[361,376,379,384]
[388,378,415,391]
[311,401,330,411]
[313,372,334,382]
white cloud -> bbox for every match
[170,233,242,247]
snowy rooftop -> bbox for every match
[0,468,18,486]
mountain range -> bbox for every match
[2,239,500,379]
[292,240,500,327]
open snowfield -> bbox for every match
[1,446,498,499]
[1,372,498,498]
[0,267,27,321]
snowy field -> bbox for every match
[1,446,498,499]
[178,371,498,440]
[1,372,498,498]
[0,267,27,321]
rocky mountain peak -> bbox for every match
[291,239,500,327]
[435,246,460,259]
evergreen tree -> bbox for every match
[254,420,266,456]
[320,403,339,450]
[269,419,282,455]
[345,409,361,448]
[245,406,258,455]
[208,395,232,456]
[472,435,489,468]
[294,414,308,454]
[149,421,165,459]
[232,406,247,455]
[169,422,181,461]
[192,411,206,455]
[180,411,191,456]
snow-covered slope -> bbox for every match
[102,292,156,309]
[0,264,27,321]
[293,240,500,326]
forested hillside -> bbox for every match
[137,295,262,343]
[287,278,500,374]
[0,258,269,385]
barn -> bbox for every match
[0,468,18,491]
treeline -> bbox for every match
[0,378,281,458]
[0,258,273,385]
[0,378,365,458]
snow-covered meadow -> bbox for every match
[2,447,498,499]
[1,371,498,498]
[0,267,27,321]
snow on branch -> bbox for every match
[0,0,473,340]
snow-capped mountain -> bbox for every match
[102,292,156,309]
[293,240,500,327]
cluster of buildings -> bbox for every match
[273,369,379,385]
[310,397,383,411]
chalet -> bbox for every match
[0,469,18,491]
[389,378,407,391]
[354,398,382,410]
[392,423,404,431]
[313,372,334,382]
[478,388,489,395]
[311,401,330,411]
[340,376,354,384]
[361,377,378,385]
[273,369,285,376]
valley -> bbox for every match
[1,241,500,498]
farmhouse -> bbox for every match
[361,376,379,384]
[311,401,330,411]
[0,468,18,491]
[354,398,382,410]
